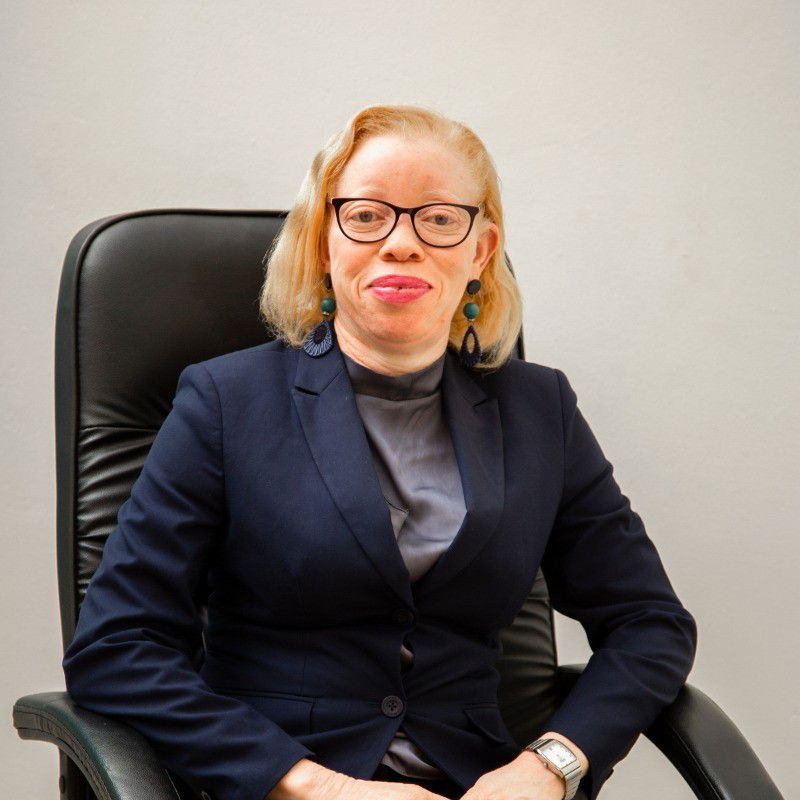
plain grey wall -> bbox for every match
[2,2,797,798]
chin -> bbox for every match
[368,319,428,344]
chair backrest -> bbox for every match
[55,209,561,745]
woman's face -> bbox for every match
[323,134,499,357]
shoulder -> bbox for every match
[471,356,580,423]
[477,355,562,398]
[490,356,557,382]
[181,338,298,394]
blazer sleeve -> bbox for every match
[536,368,698,800]
[62,363,315,800]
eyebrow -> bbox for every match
[349,186,461,202]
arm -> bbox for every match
[534,368,698,800]
[62,364,315,800]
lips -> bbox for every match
[369,274,432,305]
[370,275,431,289]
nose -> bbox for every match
[379,211,424,261]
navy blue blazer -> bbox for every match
[62,332,697,800]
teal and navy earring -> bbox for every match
[460,278,482,368]
[302,272,336,357]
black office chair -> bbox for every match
[12,209,784,800]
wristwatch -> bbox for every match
[523,737,582,800]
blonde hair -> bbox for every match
[258,104,523,371]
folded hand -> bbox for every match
[459,751,566,800]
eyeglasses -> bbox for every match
[330,197,481,248]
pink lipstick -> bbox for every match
[369,274,431,305]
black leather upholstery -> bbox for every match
[14,690,182,800]
[55,210,290,652]
[13,209,784,800]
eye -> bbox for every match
[417,205,468,231]
[341,201,391,229]
[420,210,457,226]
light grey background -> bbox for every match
[2,2,797,798]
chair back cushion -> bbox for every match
[55,208,560,745]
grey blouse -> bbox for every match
[342,350,467,780]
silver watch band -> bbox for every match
[524,737,582,800]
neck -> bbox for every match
[333,316,450,376]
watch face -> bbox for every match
[538,741,577,769]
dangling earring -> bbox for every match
[302,272,336,357]
[460,278,482,368]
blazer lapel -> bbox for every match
[290,331,505,607]
[411,348,505,599]
[291,335,414,607]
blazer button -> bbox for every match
[392,608,415,626]
[381,695,404,717]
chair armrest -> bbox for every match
[12,690,182,800]
[557,664,784,800]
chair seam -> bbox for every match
[15,702,112,800]
[81,424,160,432]
[658,721,724,800]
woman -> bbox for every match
[62,105,697,800]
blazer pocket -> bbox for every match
[216,688,315,737]
[462,702,511,745]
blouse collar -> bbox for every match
[342,350,446,400]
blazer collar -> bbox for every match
[290,325,504,606]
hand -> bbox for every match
[267,758,452,800]
[460,751,566,800]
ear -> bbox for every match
[320,235,330,269]
[472,221,499,276]
[320,212,332,268]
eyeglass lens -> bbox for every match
[336,199,472,246]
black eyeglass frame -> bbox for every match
[330,197,481,248]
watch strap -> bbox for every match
[524,737,582,800]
